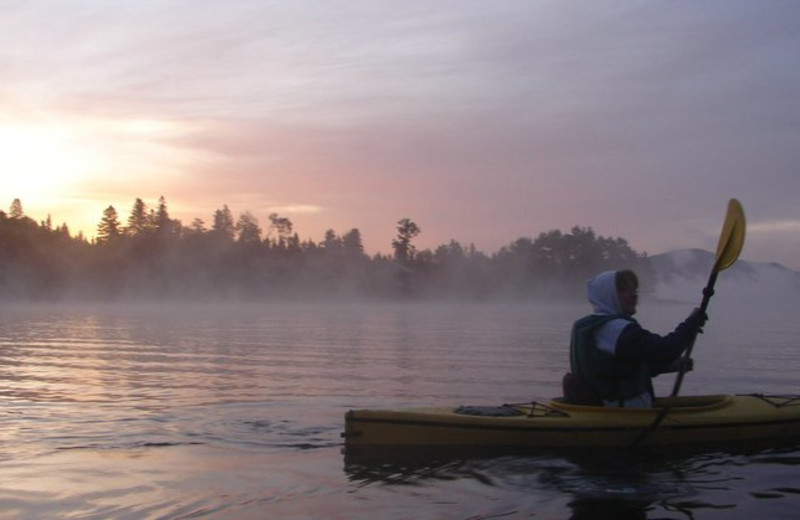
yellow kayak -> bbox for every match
[343,394,800,448]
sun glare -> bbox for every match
[0,120,95,201]
[0,114,206,238]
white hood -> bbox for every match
[586,270,622,315]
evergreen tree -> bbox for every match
[236,211,262,244]
[189,218,206,234]
[392,218,421,264]
[0,193,653,302]
[126,198,149,235]
[342,228,365,257]
[9,199,23,219]
[212,205,235,241]
[155,195,171,233]
[97,206,122,244]
[322,229,342,252]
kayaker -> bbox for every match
[564,269,707,407]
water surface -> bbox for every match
[0,300,797,519]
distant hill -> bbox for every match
[645,249,800,304]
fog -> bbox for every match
[646,249,800,319]
[1,245,798,309]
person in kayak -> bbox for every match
[564,269,707,407]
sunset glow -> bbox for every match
[1,1,798,268]
[0,118,96,200]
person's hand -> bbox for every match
[687,307,708,334]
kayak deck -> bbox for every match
[343,394,800,448]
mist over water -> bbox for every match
[0,298,797,519]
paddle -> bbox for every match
[669,198,746,397]
[630,199,745,446]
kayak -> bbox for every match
[343,394,800,448]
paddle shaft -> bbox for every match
[629,271,718,445]
[669,268,718,397]
[630,199,744,446]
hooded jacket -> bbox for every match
[570,270,700,407]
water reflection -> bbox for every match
[343,443,800,519]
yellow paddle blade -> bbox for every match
[713,198,746,272]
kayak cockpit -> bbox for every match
[549,394,732,414]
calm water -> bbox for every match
[0,299,798,519]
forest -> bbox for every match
[0,197,653,301]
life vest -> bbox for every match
[569,314,654,401]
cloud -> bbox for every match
[2,1,799,268]
[749,220,800,234]
[272,204,324,213]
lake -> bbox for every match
[0,298,798,519]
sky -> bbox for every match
[1,0,799,269]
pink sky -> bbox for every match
[2,1,799,269]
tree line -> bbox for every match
[0,197,653,301]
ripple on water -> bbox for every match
[0,302,799,519]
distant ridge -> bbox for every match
[645,249,800,304]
